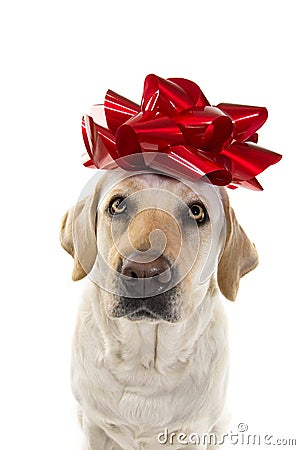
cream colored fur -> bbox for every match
[60,174,258,450]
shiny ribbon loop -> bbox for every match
[82,74,282,190]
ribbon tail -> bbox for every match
[229,177,264,191]
[222,141,282,182]
[82,155,98,168]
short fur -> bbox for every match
[60,174,258,450]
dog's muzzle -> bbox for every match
[110,251,180,322]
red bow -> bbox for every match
[82,74,282,190]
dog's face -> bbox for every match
[94,174,221,323]
[60,173,258,323]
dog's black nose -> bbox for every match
[121,252,172,297]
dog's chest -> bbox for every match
[72,296,229,447]
[79,359,211,438]
[106,363,202,427]
[73,329,226,432]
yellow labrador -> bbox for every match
[60,172,258,450]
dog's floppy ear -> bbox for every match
[217,190,259,301]
[60,185,100,281]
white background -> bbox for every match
[1,1,299,448]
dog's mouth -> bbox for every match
[110,288,181,323]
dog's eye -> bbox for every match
[189,203,207,223]
[108,197,127,215]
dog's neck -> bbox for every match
[87,279,222,388]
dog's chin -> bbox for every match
[126,308,162,322]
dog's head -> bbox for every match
[60,173,258,323]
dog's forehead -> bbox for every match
[102,173,218,202]
[113,174,185,193]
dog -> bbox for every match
[60,171,258,450]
